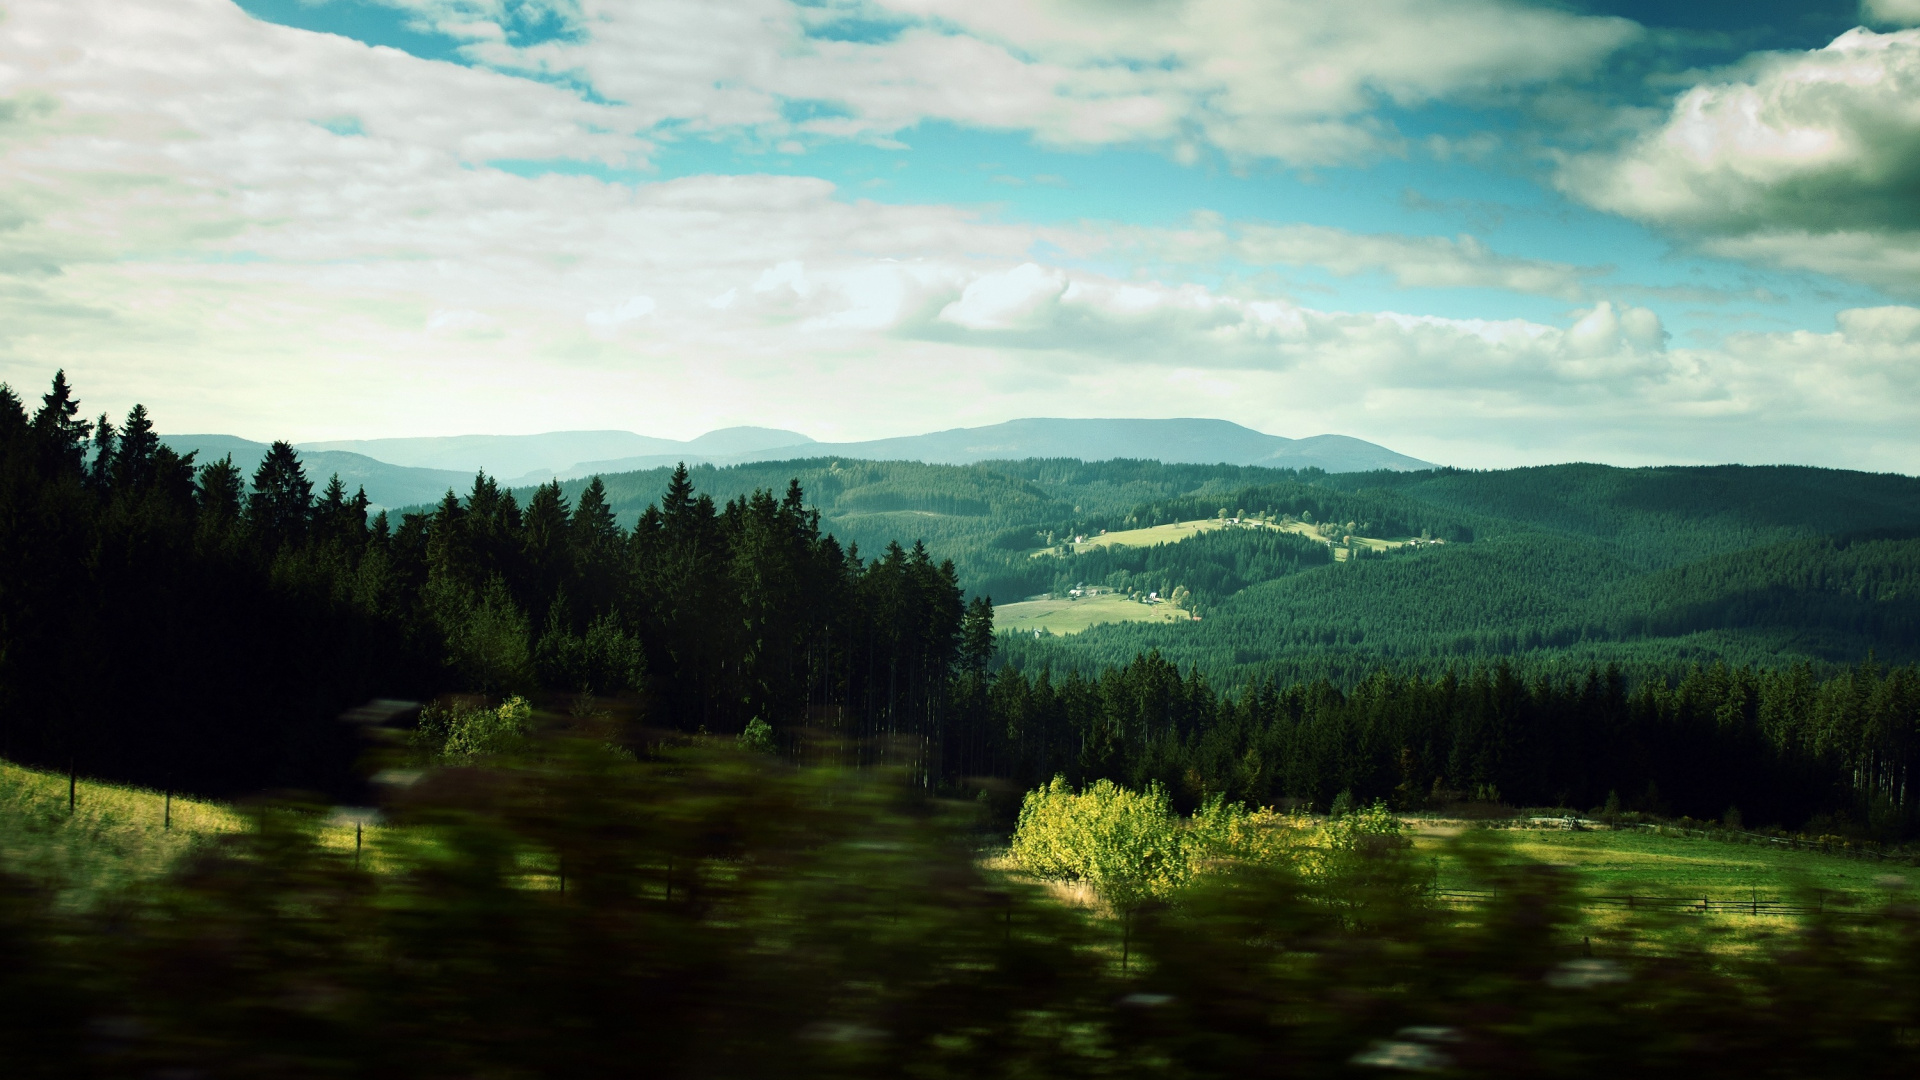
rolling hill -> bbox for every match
[192,418,1429,486]
[159,435,474,509]
[496,456,1920,684]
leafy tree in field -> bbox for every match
[1011,776,1192,910]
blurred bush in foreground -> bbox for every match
[3,728,1919,1078]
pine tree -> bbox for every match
[247,441,312,547]
[0,383,25,442]
[31,370,92,475]
[88,414,117,490]
[196,455,244,523]
[574,476,619,553]
[113,403,158,491]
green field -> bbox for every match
[994,592,1198,635]
[1051,516,1408,563]
[1415,822,1916,902]
[1062,518,1233,552]
[0,760,389,907]
[0,760,243,907]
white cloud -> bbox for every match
[938,263,1067,330]
[1864,0,1920,27]
[372,0,1638,166]
[1837,303,1920,343]
[0,0,1914,471]
[1562,27,1920,291]
[1248,227,1593,296]
[584,295,656,326]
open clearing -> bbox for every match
[1042,517,1412,562]
[1,759,243,907]
[1063,518,1233,551]
[1413,822,1917,897]
[994,593,1196,635]
[0,760,385,907]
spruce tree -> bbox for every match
[31,370,92,474]
[196,455,244,522]
[88,414,116,490]
[247,441,312,547]
[573,476,619,552]
[113,403,158,491]
[0,383,25,441]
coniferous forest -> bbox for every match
[3,372,1918,838]
[8,372,1920,1077]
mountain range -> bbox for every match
[162,418,1433,510]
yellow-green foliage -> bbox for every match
[1188,797,1309,866]
[1296,802,1409,878]
[1010,777,1192,908]
[1012,780,1407,909]
[0,759,242,908]
[420,695,533,760]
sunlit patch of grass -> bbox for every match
[0,759,244,908]
[1411,822,1917,953]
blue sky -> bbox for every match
[4,0,1920,469]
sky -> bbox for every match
[3,1,1920,470]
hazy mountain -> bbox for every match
[171,420,1430,497]
[684,426,818,456]
[298,427,815,485]
[728,418,1433,472]
[160,435,474,510]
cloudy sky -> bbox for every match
[3,0,1920,469]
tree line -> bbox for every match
[4,370,1918,836]
[981,651,1920,838]
[0,373,985,795]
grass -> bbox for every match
[1061,518,1234,552]
[994,592,1197,635]
[0,759,399,908]
[1410,821,1919,954]
[1414,821,1917,896]
[0,759,245,908]
[1042,517,1410,563]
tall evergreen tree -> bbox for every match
[31,370,92,474]
[113,403,159,492]
[246,441,312,548]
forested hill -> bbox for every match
[499,457,1920,683]
[5,371,1917,837]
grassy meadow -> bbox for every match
[1052,515,1410,565]
[1484,825,1913,894]
[1408,820,1919,955]
[0,760,394,907]
[993,592,1198,635]
[0,759,243,907]
[6,752,1913,943]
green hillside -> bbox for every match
[492,458,1920,684]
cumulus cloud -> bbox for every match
[1057,219,1606,299]
[1230,224,1600,299]
[1562,27,1920,292]
[0,0,1914,470]
[1864,1,1920,27]
[371,0,1638,165]
[585,295,657,327]
[938,264,1067,330]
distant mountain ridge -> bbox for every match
[163,418,1432,508]
[553,419,1432,480]
[297,426,816,484]
[159,435,474,510]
